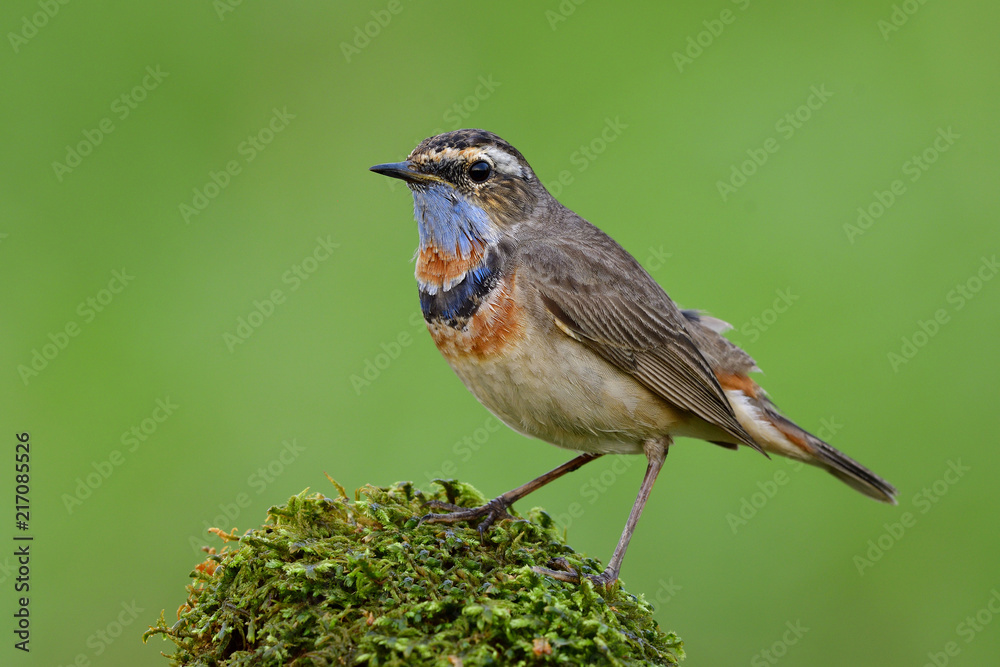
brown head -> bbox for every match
[370,129,543,228]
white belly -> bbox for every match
[435,316,689,455]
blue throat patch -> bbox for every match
[411,184,502,326]
[412,184,499,260]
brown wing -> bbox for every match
[522,239,762,454]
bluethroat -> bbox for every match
[370,129,896,586]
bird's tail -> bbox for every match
[754,396,898,505]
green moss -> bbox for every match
[144,480,683,666]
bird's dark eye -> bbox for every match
[468,160,492,183]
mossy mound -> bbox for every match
[144,480,683,666]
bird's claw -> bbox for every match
[419,496,518,537]
[421,500,466,513]
[533,558,618,587]
[532,557,581,583]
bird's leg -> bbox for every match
[422,453,603,537]
[536,439,669,586]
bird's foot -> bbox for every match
[532,558,619,587]
[420,496,518,537]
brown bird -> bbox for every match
[370,129,897,586]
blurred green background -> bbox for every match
[2,1,999,665]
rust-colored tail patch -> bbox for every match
[716,372,817,458]
[764,415,815,456]
[716,372,759,399]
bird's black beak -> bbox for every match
[369,161,438,185]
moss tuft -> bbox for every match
[144,480,683,666]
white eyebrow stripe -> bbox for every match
[410,144,527,179]
[481,146,524,177]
